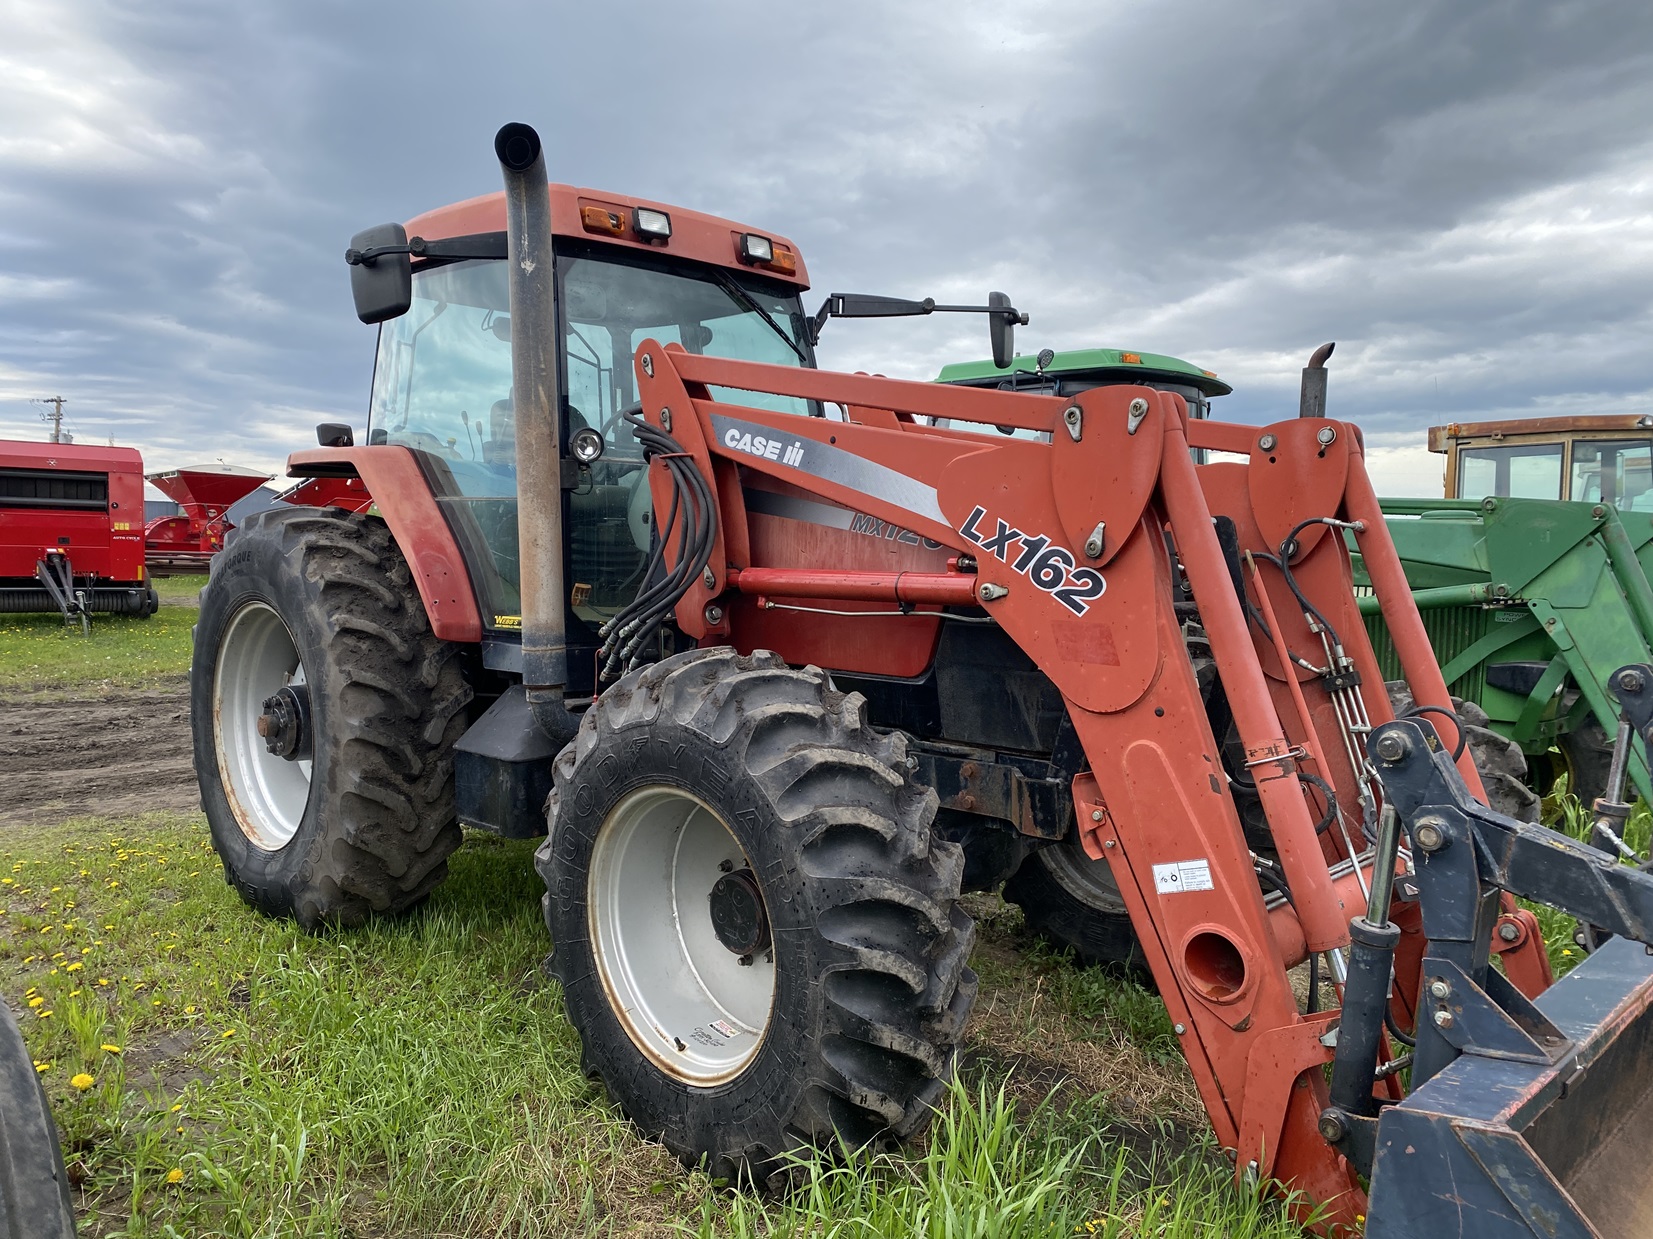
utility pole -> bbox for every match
[32,396,68,444]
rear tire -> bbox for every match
[0,1003,75,1238]
[539,648,976,1183]
[191,507,472,928]
[1002,841,1148,978]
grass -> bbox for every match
[17,591,1641,1235]
[0,575,198,692]
[3,814,1309,1239]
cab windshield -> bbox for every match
[367,248,815,632]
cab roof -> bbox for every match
[404,186,810,288]
[1427,413,1653,452]
[935,347,1231,397]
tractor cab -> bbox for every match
[355,190,819,643]
[934,347,1230,440]
[1430,413,1653,510]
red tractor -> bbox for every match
[0,439,157,628]
[191,124,1653,1235]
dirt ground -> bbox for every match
[0,681,197,826]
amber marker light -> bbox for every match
[581,206,627,236]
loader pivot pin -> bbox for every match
[256,685,311,762]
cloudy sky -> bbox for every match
[1,0,1649,495]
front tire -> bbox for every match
[0,1004,75,1239]
[191,507,472,928]
[1556,715,1617,808]
[538,648,976,1182]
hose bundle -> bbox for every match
[598,407,718,680]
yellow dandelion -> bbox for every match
[80,948,90,956]
[36,1010,51,1019]
[165,1168,183,1184]
[183,1005,196,1015]
[170,1103,182,1113]
[96,979,109,987]
[220,1028,236,1039]
[27,996,43,1008]
[68,989,81,998]
[24,986,36,997]
[69,1073,93,1091]
[33,1061,49,1073]
[64,962,82,973]
[100,1044,121,1055]
[152,999,162,1007]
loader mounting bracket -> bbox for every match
[1610,662,1653,749]
[1352,704,1653,1235]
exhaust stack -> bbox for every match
[495,122,578,741]
[1298,341,1334,418]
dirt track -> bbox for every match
[0,681,198,826]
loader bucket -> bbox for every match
[1366,935,1653,1238]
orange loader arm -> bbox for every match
[628,342,1553,1232]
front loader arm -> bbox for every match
[630,343,1567,1233]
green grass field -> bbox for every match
[4,594,1318,1237]
[0,575,197,692]
[4,818,1317,1239]
[8,593,1641,1237]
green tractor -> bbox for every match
[938,348,1653,816]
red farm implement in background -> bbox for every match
[144,463,273,574]
[0,439,156,628]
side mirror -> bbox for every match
[988,291,1020,369]
[316,422,354,447]
[346,223,412,324]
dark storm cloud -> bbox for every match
[0,0,1649,493]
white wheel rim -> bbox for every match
[214,601,312,850]
[588,787,776,1084]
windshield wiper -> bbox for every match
[709,270,809,365]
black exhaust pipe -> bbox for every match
[1298,342,1334,419]
[495,122,579,743]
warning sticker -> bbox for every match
[1153,859,1214,894]
[709,1019,738,1039]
